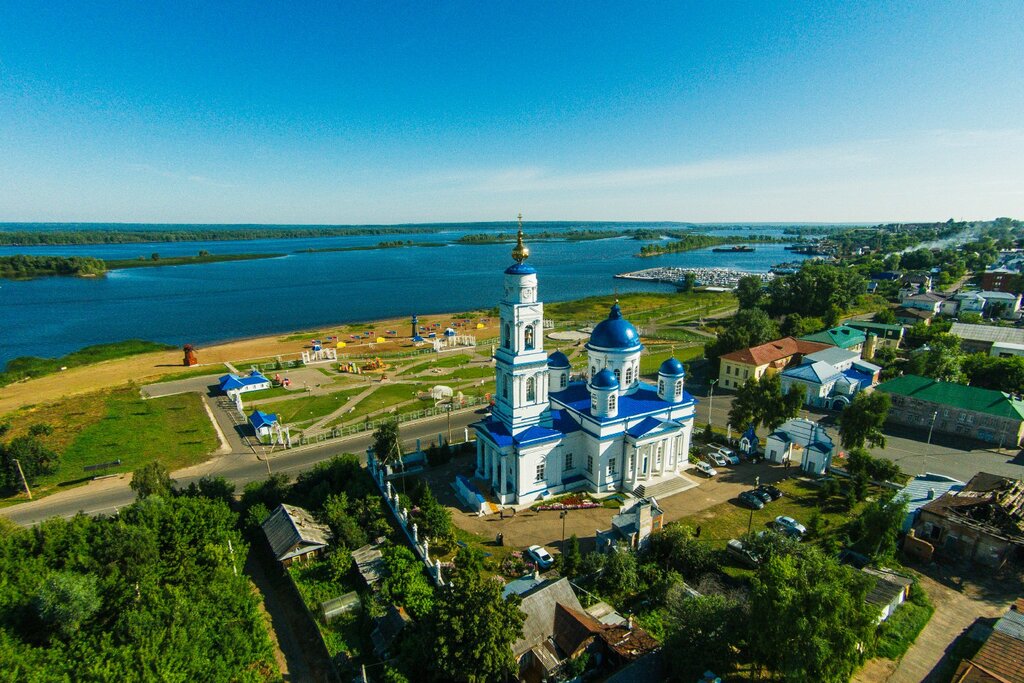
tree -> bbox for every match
[680,272,697,293]
[0,435,59,489]
[429,547,524,682]
[765,262,866,319]
[182,475,236,504]
[601,545,639,599]
[874,308,898,325]
[129,462,174,499]
[665,589,745,680]
[728,373,803,433]
[416,485,455,552]
[705,309,781,370]
[321,492,368,550]
[646,524,718,580]
[838,391,891,450]
[560,534,583,579]
[848,495,907,562]
[906,333,965,383]
[150,252,160,261]
[963,354,1024,393]
[749,549,875,682]
[845,447,900,484]
[781,313,825,338]
[377,544,435,620]
[735,275,764,309]
[32,571,101,640]
[373,419,403,469]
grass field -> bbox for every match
[2,387,218,501]
[343,382,427,422]
[0,339,176,387]
[397,353,475,376]
[258,386,368,425]
[639,345,704,376]
[146,364,229,383]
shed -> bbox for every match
[261,504,332,566]
[320,591,361,623]
[352,543,385,587]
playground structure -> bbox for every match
[183,344,198,367]
[363,357,387,372]
[301,339,338,365]
[338,361,362,374]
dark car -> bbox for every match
[738,491,765,510]
[757,485,783,501]
[750,488,773,504]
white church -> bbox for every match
[473,226,698,505]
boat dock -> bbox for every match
[614,267,774,290]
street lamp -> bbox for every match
[708,379,718,429]
[926,410,939,446]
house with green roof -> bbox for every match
[876,374,1024,447]
[845,321,905,349]
[798,325,867,351]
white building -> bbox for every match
[472,228,697,505]
[779,347,881,410]
[764,418,835,475]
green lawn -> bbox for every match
[2,387,219,500]
[258,386,368,424]
[639,345,703,376]
[872,583,935,660]
[397,353,475,376]
[146,364,229,383]
[0,339,176,387]
[343,382,427,422]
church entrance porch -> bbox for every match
[629,472,699,500]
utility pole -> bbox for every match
[560,510,569,552]
[708,379,718,429]
[447,405,453,445]
[926,410,939,446]
[12,459,32,500]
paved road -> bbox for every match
[0,409,483,527]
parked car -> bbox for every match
[694,460,718,477]
[715,447,740,465]
[757,484,783,501]
[750,488,773,504]
[704,451,728,467]
[773,516,807,538]
[738,491,765,510]
[726,539,761,568]
[525,545,554,569]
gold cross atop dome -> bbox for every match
[511,212,530,263]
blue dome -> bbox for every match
[547,351,570,368]
[590,368,619,390]
[659,357,685,376]
[504,263,537,275]
[588,304,642,350]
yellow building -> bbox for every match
[718,337,830,390]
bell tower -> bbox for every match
[493,215,551,433]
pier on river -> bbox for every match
[615,266,775,290]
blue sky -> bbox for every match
[1,2,1022,223]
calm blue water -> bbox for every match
[0,224,818,364]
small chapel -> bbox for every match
[473,221,698,505]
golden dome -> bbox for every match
[512,212,529,263]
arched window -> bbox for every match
[526,377,536,402]
[590,393,598,411]
[675,379,683,394]
[591,366,596,377]
[560,373,567,388]
[524,324,535,350]
[503,323,511,349]
[609,394,617,411]
[658,379,665,394]
[625,367,633,385]
[502,375,509,399]
[614,369,621,383]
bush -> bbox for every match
[872,583,934,660]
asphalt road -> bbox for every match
[0,408,482,527]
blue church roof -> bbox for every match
[555,381,696,423]
[547,350,571,368]
[626,416,680,439]
[588,303,642,351]
[219,371,269,392]
[504,263,537,275]
[249,409,278,430]
[659,357,685,376]
[590,368,619,389]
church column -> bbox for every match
[658,441,666,476]
[476,440,484,477]
[491,450,499,488]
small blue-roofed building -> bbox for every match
[471,225,697,505]
[219,370,272,397]
[249,409,279,439]
[764,418,835,475]
[895,473,965,532]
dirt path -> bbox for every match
[854,567,1022,683]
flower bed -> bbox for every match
[534,493,601,511]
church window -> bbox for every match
[564,452,573,470]
[675,380,683,394]
[590,393,598,412]
[608,459,616,475]
[502,375,509,400]
[535,460,545,482]
[625,367,633,385]
[591,366,596,377]
[524,325,535,350]
[526,377,536,402]
[503,323,511,349]
[586,455,594,473]
[614,368,620,383]
[608,394,616,411]
[560,373,567,389]
[659,379,665,394]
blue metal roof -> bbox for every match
[504,263,537,275]
[220,372,269,391]
[476,419,514,447]
[841,368,873,387]
[659,357,685,376]
[555,381,695,422]
[249,409,278,430]
[590,368,619,389]
[515,425,563,445]
[587,303,642,351]
[897,473,964,520]
[547,350,571,368]
[626,416,680,439]
[782,360,842,385]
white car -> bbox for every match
[774,516,807,537]
[695,460,718,477]
[525,545,554,569]
[705,451,728,467]
[715,447,740,465]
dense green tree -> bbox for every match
[905,333,965,382]
[646,524,718,581]
[321,492,368,550]
[765,262,866,319]
[781,313,825,337]
[749,549,875,682]
[0,435,60,489]
[182,475,236,504]
[727,372,803,432]
[845,447,901,484]
[735,275,764,309]
[129,462,174,499]
[838,391,891,450]
[704,309,781,370]
[376,544,435,620]
[874,308,898,325]
[963,354,1024,393]
[848,495,907,562]
[560,534,583,579]
[428,547,524,682]
[32,571,101,640]
[665,589,745,680]
[415,485,455,552]
[601,545,639,599]
[373,419,403,469]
